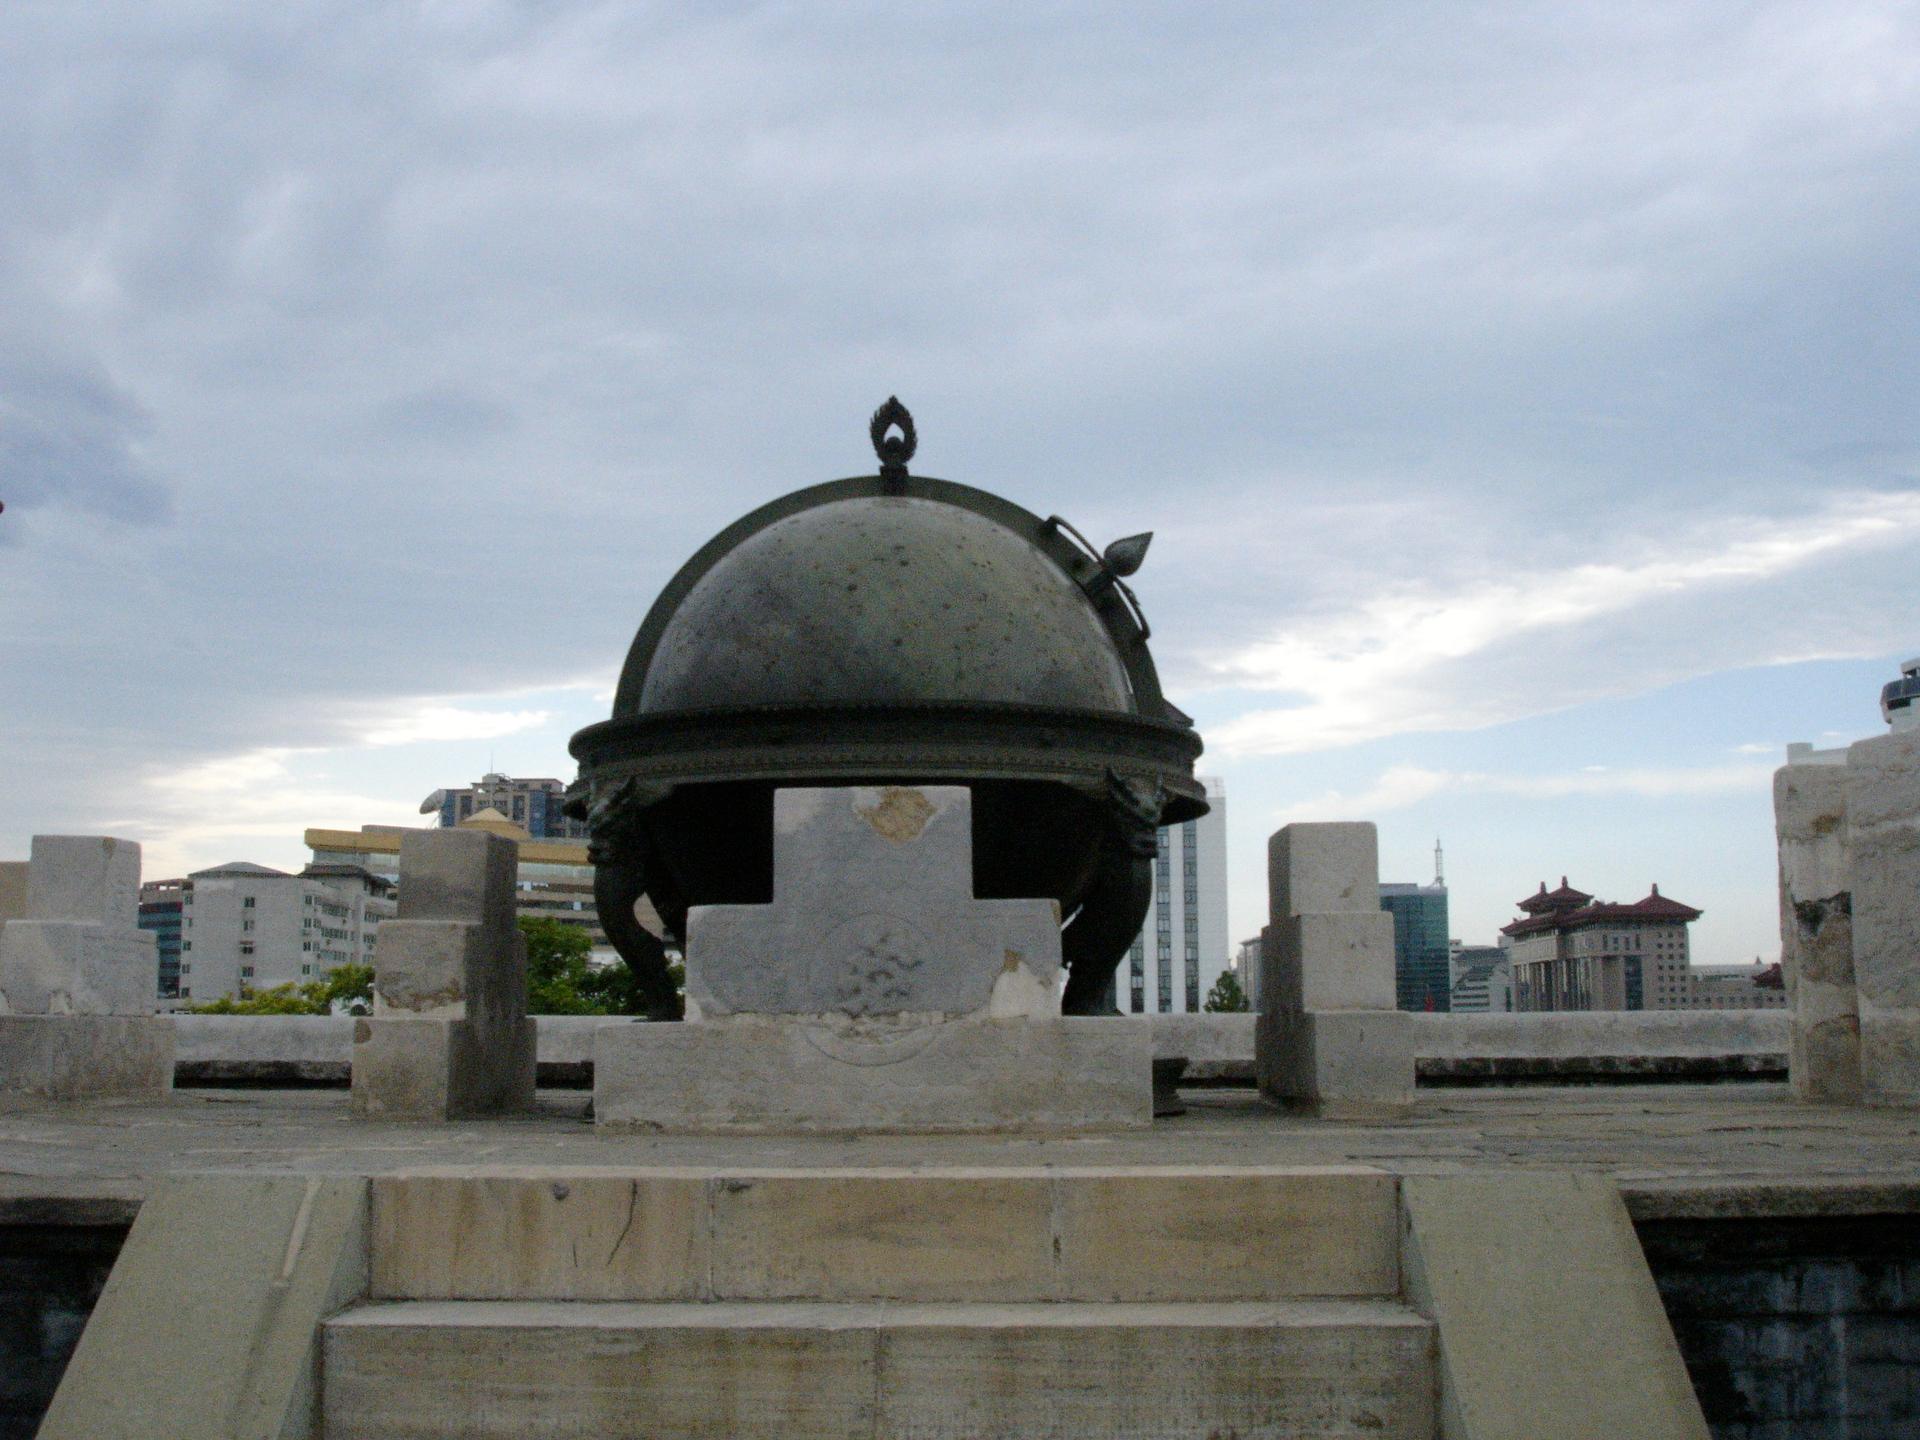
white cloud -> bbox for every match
[1277,761,1777,823]
[1206,489,1920,756]
[356,704,553,748]
[127,745,422,880]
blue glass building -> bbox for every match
[1379,881,1451,1013]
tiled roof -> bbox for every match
[1516,876,1594,912]
[1501,885,1701,937]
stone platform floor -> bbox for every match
[2,1082,1916,1220]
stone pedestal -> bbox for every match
[1774,760,1863,1103]
[352,829,535,1120]
[0,1015,175,1100]
[1256,822,1412,1116]
[593,786,1151,1132]
[1844,731,1920,1107]
[0,836,170,1098]
[1773,730,1920,1108]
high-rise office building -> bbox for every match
[137,877,189,1000]
[421,774,588,841]
[1379,880,1451,1012]
[1115,776,1228,1014]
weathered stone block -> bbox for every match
[24,836,142,927]
[351,1015,535,1121]
[372,919,528,1029]
[1845,729,1920,831]
[1858,1011,1920,1108]
[393,827,518,931]
[1775,759,1864,1103]
[0,1015,173,1099]
[1401,1173,1711,1440]
[1774,763,1851,892]
[0,861,28,923]
[38,1176,367,1440]
[686,786,1060,1020]
[1258,1008,1413,1116]
[1263,911,1397,1013]
[1784,896,1863,1104]
[322,1299,1436,1440]
[371,1172,708,1301]
[354,825,535,1121]
[1268,822,1379,920]
[1839,734,1920,1108]
[594,1016,1150,1132]
[1848,826,1920,1012]
[710,1171,1056,1301]
[325,1302,883,1440]
[0,922,156,1016]
[1052,1167,1398,1301]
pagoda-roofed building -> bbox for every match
[1502,877,1711,1012]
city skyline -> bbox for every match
[3,5,1916,972]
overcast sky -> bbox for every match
[3,1,1916,966]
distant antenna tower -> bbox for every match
[1434,837,1445,887]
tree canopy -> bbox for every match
[520,916,681,1017]
[187,962,373,1015]
[1203,970,1249,1013]
[185,923,683,1018]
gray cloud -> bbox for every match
[1,0,1917,862]
[0,351,169,526]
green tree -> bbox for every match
[518,917,678,1017]
[521,917,603,1015]
[1203,970,1249,1013]
[186,962,372,1016]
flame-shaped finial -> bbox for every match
[869,397,916,491]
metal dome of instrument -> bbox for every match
[568,399,1207,1016]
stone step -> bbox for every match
[369,1164,1399,1303]
[323,1297,1436,1440]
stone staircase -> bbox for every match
[320,1165,1436,1439]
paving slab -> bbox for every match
[2,1083,1916,1217]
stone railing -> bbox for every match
[173,1014,608,1088]
[1407,1010,1789,1084]
[171,1008,1789,1088]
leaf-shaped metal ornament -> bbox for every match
[1102,532,1152,577]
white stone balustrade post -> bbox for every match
[1774,758,1863,1103]
[1843,730,1920,1107]
[0,836,173,1098]
[1255,822,1413,1115]
[350,828,535,1120]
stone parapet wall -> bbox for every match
[1407,1010,1789,1059]
[173,1014,609,1087]
[167,1009,1790,1087]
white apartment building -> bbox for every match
[1676,962,1790,1012]
[1233,934,1264,1009]
[1115,776,1229,1014]
[1449,943,1512,1014]
[306,808,665,963]
[175,862,393,1005]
